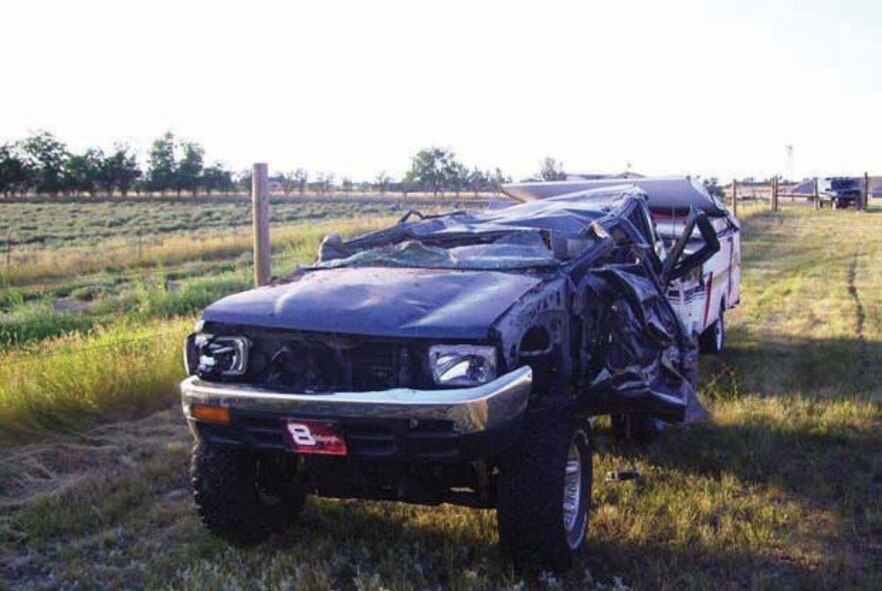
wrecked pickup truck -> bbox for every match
[180,185,719,569]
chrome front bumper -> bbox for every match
[180,366,532,434]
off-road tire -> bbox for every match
[191,443,307,545]
[497,412,592,571]
[611,413,664,444]
[699,306,725,354]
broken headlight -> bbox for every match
[429,345,497,387]
[184,334,251,378]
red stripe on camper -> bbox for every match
[703,272,714,328]
[727,239,734,303]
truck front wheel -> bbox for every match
[191,443,307,545]
[497,414,592,570]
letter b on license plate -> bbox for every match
[284,419,347,455]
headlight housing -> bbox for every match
[184,334,251,378]
[429,345,497,387]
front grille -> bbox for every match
[244,337,417,392]
[351,346,399,390]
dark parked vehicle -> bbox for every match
[181,186,719,569]
[818,177,862,209]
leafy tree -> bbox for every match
[100,144,141,196]
[278,171,298,195]
[146,132,176,194]
[488,167,512,193]
[467,167,490,196]
[315,172,334,195]
[451,162,469,197]
[341,177,353,194]
[202,163,234,195]
[404,147,462,196]
[539,157,566,181]
[21,131,69,195]
[375,171,391,194]
[236,170,252,193]
[176,141,204,196]
[492,167,511,186]
[0,142,33,197]
[64,148,104,196]
[294,169,308,195]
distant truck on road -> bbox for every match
[818,177,862,209]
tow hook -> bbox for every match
[606,449,641,482]
[606,468,641,482]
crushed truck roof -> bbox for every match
[501,176,729,217]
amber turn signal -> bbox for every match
[191,404,230,425]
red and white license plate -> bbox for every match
[283,419,347,455]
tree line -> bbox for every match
[0,131,238,198]
[0,131,572,198]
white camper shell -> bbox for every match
[501,176,741,353]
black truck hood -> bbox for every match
[202,267,544,340]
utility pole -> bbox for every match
[252,163,271,286]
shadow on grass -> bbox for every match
[702,328,882,400]
[602,412,882,587]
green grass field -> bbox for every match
[0,213,401,347]
[0,198,404,249]
[1,205,881,590]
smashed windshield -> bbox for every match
[312,231,561,271]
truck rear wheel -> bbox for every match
[191,443,307,545]
[611,413,664,444]
[699,306,725,354]
[497,413,592,571]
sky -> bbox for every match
[2,0,881,181]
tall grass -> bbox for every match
[5,216,398,287]
[0,317,192,443]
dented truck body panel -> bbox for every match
[202,267,545,340]
[502,176,742,347]
[181,185,719,509]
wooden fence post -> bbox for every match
[731,179,738,216]
[775,177,781,211]
[813,177,820,210]
[769,176,779,212]
[252,163,271,287]
[862,171,870,212]
[5,232,10,277]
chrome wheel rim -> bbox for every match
[563,439,583,547]
[715,315,724,350]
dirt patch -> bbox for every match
[52,297,93,314]
[0,406,188,509]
